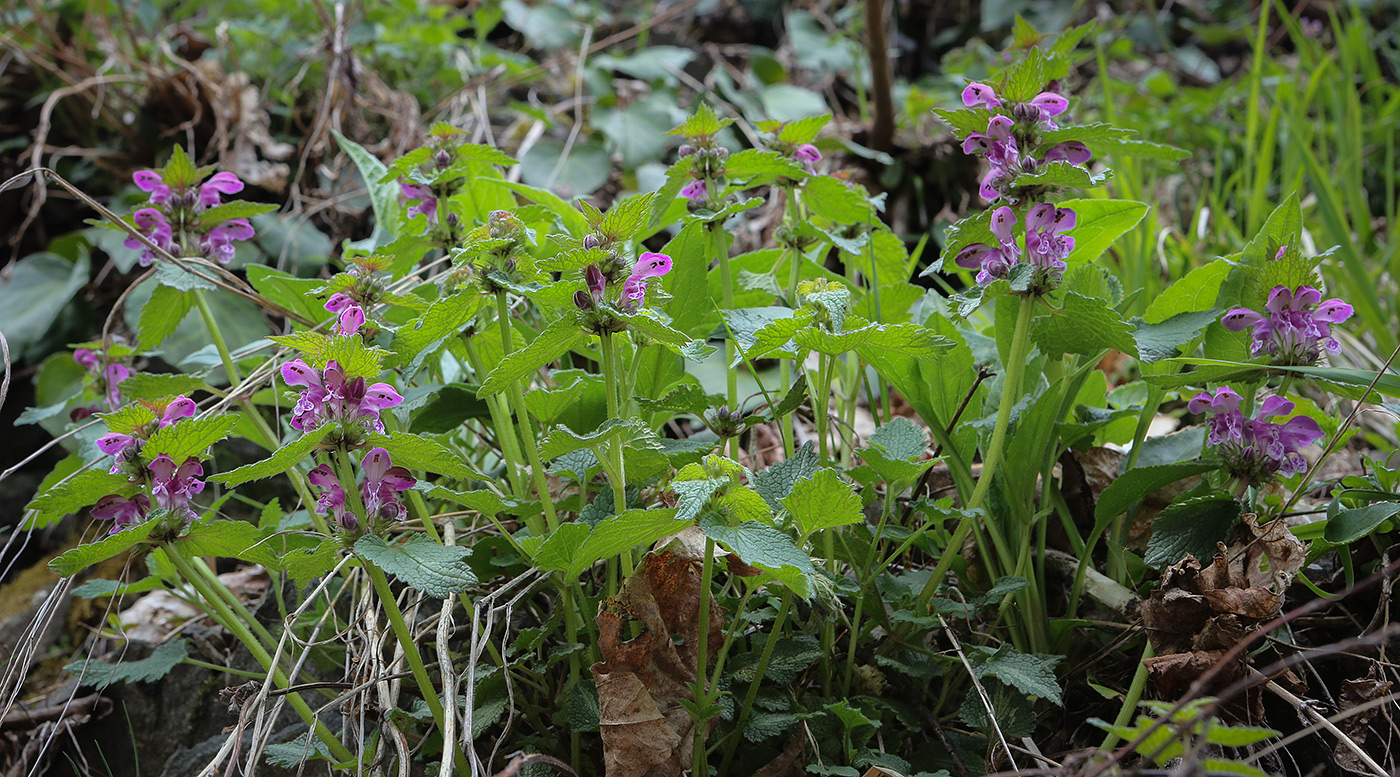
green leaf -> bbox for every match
[26,469,136,525]
[859,417,936,487]
[477,317,583,396]
[199,201,279,224]
[117,372,206,401]
[1008,161,1110,191]
[1093,137,1191,162]
[1040,124,1137,145]
[0,252,90,354]
[668,102,733,138]
[1132,310,1218,363]
[1143,260,1232,324]
[623,312,713,359]
[64,639,188,689]
[783,469,863,539]
[153,262,216,292]
[1001,47,1051,101]
[1324,502,1400,544]
[245,265,332,327]
[724,149,808,184]
[391,292,480,375]
[932,208,995,275]
[50,520,158,577]
[971,644,1063,705]
[334,131,402,239]
[355,534,476,597]
[699,514,816,599]
[175,519,283,569]
[409,384,492,433]
[636,382,715,417]
[282,539,343,585]
[1204,724,1280,747]
[137,285,194,350]
[752,442,820,511]
[498,180,589,234]
[364,432,482,480]
[1031,292,1138,359]
[213,425,333,487]
[71,576,162,599]
[532,509,685,578]
[802,176,875,224]
[1060,199,1150,267]
[1144,494,1242,568]
[1093,460,1218,535]
[142,414,239,461]
[538,418,658,461]
[100,403,160,434]
[932,108,994,142]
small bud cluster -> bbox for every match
[677,135,729,211]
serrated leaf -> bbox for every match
[971,644,1063,705]
[64,639,188,689]
[752,442,820,511]
[1144,494,1242,568]
[637,382,714,417]
[1093,137,1191,162]
[673,477,729,523]
[1008,160,1110,190]
[50,520,158,577]
[71,576,162,599]
[538,418,658,461]
[100,403,159,435]
[1040,124,1137,145]
[409,384,492,433]
[859,417,936,487]
[27,469,136,523]
[1032,292,1138,359]
[532,509,685,578]
[355,534,476,597]
[623,311,713,358]
[142,414,239,461]
[724,149,808,184]
[699,513,816,599]
[392,292,480,372]
[932,108,995,142]
[1132,310,1217,363]
[364,432,482,480]
[214,425,332,487]
[1204,724,1279,747]
[137,285,194,350]
[1143,260,1232,324]
[802,176,875,223]
[175,519,284,569]
[783,469,862,540]
[199,201,279,225]
[477,317,583,396]
[117,373,207,401]
[932,208,995,276]
[1060,199,1150,267]
[667,103,733,138]
[282,539,342,585]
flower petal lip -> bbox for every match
[161,396,197,427]
[325,293,355,313]
[1024,203,1056,231]
[1314,299,1353,324]
[1221,308,1265,331]
[1029,92,1069,116]
[989,206,1017,243]
[633,252,673,279]
[961,82,1002,109]
[281,359,322,389]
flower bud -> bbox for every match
[712,146,729,160]
[446,212,460,227]
[434,149,452,169]
[583,234,600,250]
[573,290,593,310]
[1012,103,1038,123]
[678,144,695,157]
[503,258,516,273]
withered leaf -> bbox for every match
[1335,664,1392,773]
[591,548,724,777]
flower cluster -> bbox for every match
[1222,282,1353,365]
[307,448,416,532]
[125,164,255,266]
[281,360,403,434]
[91,456,206,534]
[96,396,197,473]
[402,183,439,224]
[954,203,1075,290]
[325,293,368,337]
[574,251,673,315]
[1190,387,1324,480]
[73,347,130,415]
[960,82,1091,203]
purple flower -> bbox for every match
[200,218,254,264]
[359,447,416,522]
[149,454,205,516]
[954,206,1021,285]
[1222,284,1354,365]
[402,183,438,223]
[308,464,354,531]
[1191,388,1324,480]
[335,305,366,336]
[1028,92,1069,128]
[1024,203,1076,282]
[92,494,151,534]
[585,264,606,303]
[281,359,402,433]
[74,349,99,370]
[160,395,197,428]
[680,180,707,202]
[104,363,130,409]
[962,116,1019,201]
[962,82,1003,109]
[325,293,355,313]
[1045,142,1092,165]
[133,171,172,206]
[621,252,673,306]
[793,143,821,172]
[97,432,141,472]
[124,208,174,267]
[198,172,244,209]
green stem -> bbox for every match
[691,537,716,777]
[1100,641,1154,750]
[163,545,354,763]
[334,449,368,525]
[778,185,805,458]
[910,296,1036,618]
[599,333,631,576]
[719,590,792,776]
[193,289,242,386]
[497,290,558,531]
[190,554,277,649]
[461,335,529,501]
[712,224,738,460]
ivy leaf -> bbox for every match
[699,513,816,599]
[1144,494,1242,569]
[50,520,159,577]
[142,414,239,462]
[971,644,1063,705]
[364,432,483,480]
[137,285,194,350]
[532,509,685,578]
[753,441,820,511]
[213,425,333,487]
[355,534,476,597]
[477,317,584,397]
[782,469,863,540]
[64,639,188,689]
[1032,292,1138,359]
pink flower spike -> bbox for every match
[161,396,197,428]
[336,306,366,336]
[325,293,355,313]
[198,172,244,209]
[133,171,171,205]
[962,82,1002,109]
